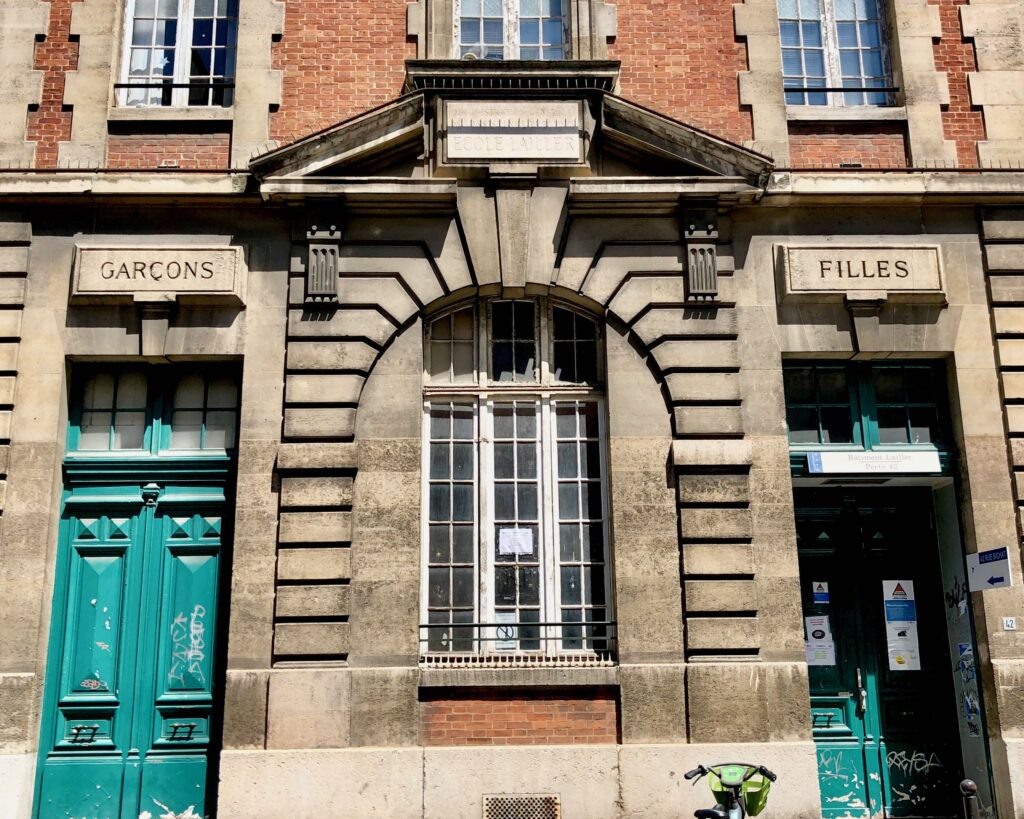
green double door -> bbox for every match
[797,489,963,818]
[35,482,227,819]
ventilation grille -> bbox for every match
[421,651,615,669]
[483,795,560,819]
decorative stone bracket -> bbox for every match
[682,202,719,301]
[305,217,344,304]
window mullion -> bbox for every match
[539,397,558,654]
[506,0,519,59]
[478,395,494,652]
[173,0,193,107]
[822,0,843,107]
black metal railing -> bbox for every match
[419,620,617,662]
[115,81,235,108]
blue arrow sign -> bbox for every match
[988,576,1005,586]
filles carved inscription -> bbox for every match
[782,246,942,295]
[818,259,911,279]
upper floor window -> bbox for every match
[457,0,569,60]
[71,366,239,454]
[421,300,614,665]
[778,0,893,106]
[783,362,946,449]
[118,0,238,107]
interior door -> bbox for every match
[798,489,963,819]
[35,491,226,819]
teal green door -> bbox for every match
[798,490,962,818]
[35,366,239,819]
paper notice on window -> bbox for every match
[805,640,837,666]
[498,528,534,556]
[804,615,831,641]
[882,579,921,671]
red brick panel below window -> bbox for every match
[421,687,620,746]
[106,134,231,170]
[26,0,81,168]
[788,122,909,169]
[611,0,753,145]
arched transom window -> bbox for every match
[421,298,614,664]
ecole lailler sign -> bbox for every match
[73,245,244,302]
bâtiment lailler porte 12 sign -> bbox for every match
[807,450,941,474]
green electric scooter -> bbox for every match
[684,762,777,819]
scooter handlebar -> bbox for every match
[758,766,778,782]
[684,767,705,781]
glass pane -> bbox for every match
[494,443,514,479]
[520,46,540,59]
[840,51,862,77]
[430,407,450,439]
[429,525,449,563]
[452,308,474,340]
[492,342,514,381]
[452,406,474,439]
[557,442,578,478]
[452,567,474,607]
[452,485,474,522]
[799,0,820,16]
[553,307,574,340]
[461,19,480,42]
[516,443,537,478]
[157,0,177,14]
[513,301,534,339]
[174,374,204,408]
[483,19,503,44]
[579,402,599,438]
[493,405,514,439]
[132,20,155,46]
[784,368,815,404]
[521,0,540,13]
[492,302,513,339]
[84,373,116,411]
[129,49,151,75]
[588,566,606,605]
[877,407,909,444]
[517,484,538,520]
[514,342,535,380]
[113,411,146,449]
[560,524,581,561]
[817,369,848,403]
[801,22,822,47]
[194,0,214,14]
[804,51,825,76]
[581,482,602,518]
[837,22,858,48]
[780,21,800,45]
[495,566,516,605]
[136,0,156,13]
[520,19,539,42]
[452,526,474,563]
[787,407,820,444]
[778,0,798,16]
[909,407,940,444]
[430,442,450,479]
[432,314,453,340]
[561,567,581,605]
[582,522,603,562]
[862,50,883,76]
[873,369,904,403]
[515,405,536,438]
[451,342,475,383]
[429,485,450,521]
[519,567,540,605]
[542,19,563,45]
[553,341,577,381]
[555,405,576,438]
[558,483,579,517]
[208,377,238,408]
[79,411,112,450]
[576,341,597,383]
[156,19,177,46]
[483,0,501,13]
[782,49,804,76]
[820,407,853,444]
[191,19,213,46]
[463,0,481,14]
[205,410,236,448]
[905,368,936,402]
[835,0,855,18]
[452,443,473,480]
[428,567,450,606]
[542,0,563,13]
[170,410,202,448]
[582,441,601,478]
[494,484,515,520]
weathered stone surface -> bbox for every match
[678,508,753,540]
[989,276,1024,304]
[266,668,351,749]
[275,584,350,618]
[286,340,378,371]
[677,474,750,505]
[673,405,744,436]
[278,442,358,470]
[349,667,419,746]
[277,547,351,581]
[273,622,350,656]
[280,476,354,508]
[279,510,352,544]
[283,408,357,439]
[672,439,752,468]
[987,245,1024,272]
[665,371,741,402]
[682,542,754,575]
[221,670,269,750]
[619,663,687,743]
[285,373,365,404]
[684,579,757,611]
[686,616,760,651]
[654,339,739,370]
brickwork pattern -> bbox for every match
[610,0,752,144]
[930,0,985,167]
[26,0,79,168]
[270,0,413,145]
[787,122,909,168]
[105,134,232,169]
[421,688,619,746]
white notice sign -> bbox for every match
[966,547,1012,592]
[804,615,836,666]
[882,580,921,671]
[498,528,534,556]
[807,450,941,475]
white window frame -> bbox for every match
[453,0,571,60]
[420,299,614,663]
[117,0,237,108]
[779,0,894,108]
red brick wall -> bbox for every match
[269,0,413,145]
[106,134,231,169]
[611,0,752,144]
[26,0,79,168]
[421,687,619,746]
[788,123,909,168]
[930,0,985,167]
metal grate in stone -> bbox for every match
[483,795,560,819]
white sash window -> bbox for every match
[456,0,569,60]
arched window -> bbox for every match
[421,298,614,663]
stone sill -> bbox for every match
[404,59,621,93]
[108,106,235,123]
[419,665,619,688]
[786,105,908,122]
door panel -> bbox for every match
[799,490,963,819]
[37,501,226,819]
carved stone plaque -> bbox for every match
[73,245,245,304]
[444,100,582,162]
[777,245,944,302]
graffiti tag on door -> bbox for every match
[168,604,207,687]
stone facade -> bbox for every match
[0,3,1023,819]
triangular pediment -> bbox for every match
[250,80,773,185]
